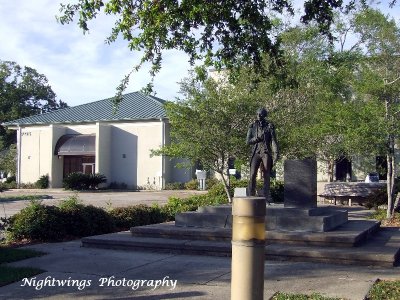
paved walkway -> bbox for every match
[0,189,206,218]
[1,190,399,299]
[1,240,399,300]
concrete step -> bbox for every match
[266,210,348,232]
[131,222,231,241]
[266,219,381,247]
[177,205,349,232]
[175,213,232,228]
[81,227,400,267]
[131,220,380,247]
[265,242,399,267]
[197,205,232,215]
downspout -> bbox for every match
[16,125,22,188]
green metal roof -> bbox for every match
[2,92,167,126]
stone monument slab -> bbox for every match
[284,159,317,208]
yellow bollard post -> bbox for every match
[231,197,266,300]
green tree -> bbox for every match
[351,8,400,218]
[153,70,260,202]
[57,0,365,98]
[242,15,383,184]
[250,24,363,181]
[0,60,68,150]
[0,144,17,176]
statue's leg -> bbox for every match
[261,155,273,203]
[248,153,261,196]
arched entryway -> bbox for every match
[54,134,96,177]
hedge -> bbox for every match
[1,180,283,243]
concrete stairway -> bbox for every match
[81,205,400,267]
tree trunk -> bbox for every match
[386,135,396,218]
[220,172,232,203]
[327,159,335,182]
[394,194,400,213]
[385,99,395,219]
[386,154,393,218]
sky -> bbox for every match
[0,1,399,107]
[0,0,192,107]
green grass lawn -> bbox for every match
[0,248,46,264]
[271,280,400,300]
[271,292,344,300]
[0,265,44,287]
[0,195,49,203]
[0,247,46,287]
[366,279,400,300]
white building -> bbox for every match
[2,92,192,189]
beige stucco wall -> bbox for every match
[19,126,53,184]
[109,121,164,189]
[15,119,209,188]
[50,125,67,188]
[96,123,111,186]
[162,122,193,184]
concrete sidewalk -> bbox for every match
[1,239,399,300]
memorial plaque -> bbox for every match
[284,159,317,208]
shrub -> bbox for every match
[61,204,115,237]
[163,194,228,219]
[205,177,219,190]
[207,178,284,202]
[59,194,82,210]
[0,182,13,191]
[87,173,107,189]
[63,172,107,190]
[35,175,49,189]
[5,176,16,184]
[110,204,169,229]
[19,183,36,189]
[206,177,248,199]
[59,195,115,237]
[4,195,116,242]
[365,177,400,210]
[369,208,387,221]
[164,182,185,190]
[365,188,387,210]
[207,182,228,198]
[184,179,198,190]
[6,200,66,242]
[270,179,284,203]
[0,180,17,190]
[63,172,87,190]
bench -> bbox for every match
[318,182,385,206]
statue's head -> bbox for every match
[257,107,268,121]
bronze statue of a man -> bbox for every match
[246,107,279,203]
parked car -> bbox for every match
[365,172,379,183]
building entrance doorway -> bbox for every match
[63,156,95,177]
[335,156,352,181]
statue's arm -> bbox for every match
[270,125,279,161]
[246,124,260,145]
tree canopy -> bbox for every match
[153,70,260,202]
[57,1,400,216]
[0,60,68,150]
[58,0,374,96]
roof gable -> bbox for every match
[2,92,167,126]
